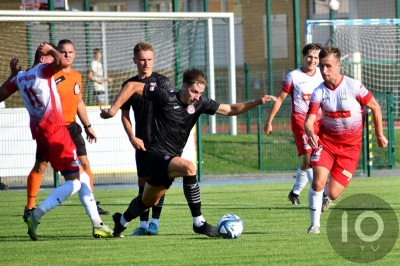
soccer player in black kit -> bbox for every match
[100,68,276,237]
[120,42,171,236]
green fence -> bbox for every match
[198,93,395,178]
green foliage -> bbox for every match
[1,177,400,265]
[201,128,399,175]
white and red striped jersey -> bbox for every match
[308,75,373,145]
[5,63,65,139]
[281,67,323,116]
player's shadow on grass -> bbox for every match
[324,206,397,211]
[263,206,310,210]
[0,235,101,242]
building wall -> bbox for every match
[1,0,397,88]
[0,0,21,9]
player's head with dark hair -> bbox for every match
[302,43,323,71]
[181,68,207,105]
[34,42,58,65]
[182,68,207,87]
[302,43,323,56]
[319,46,341,61]
[133,41,154,57]
[57,39,75,50]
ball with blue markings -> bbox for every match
[216,214,244,239]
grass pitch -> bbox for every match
[1,177,400,266]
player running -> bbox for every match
[264,43,323,205]
[305,46,388,234]
[100,68,276,238]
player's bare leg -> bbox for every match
[322,177,344,212]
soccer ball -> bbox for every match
[217,214,244,239]
[328,0,340,11]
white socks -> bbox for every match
[120,214,129,227]
[150,218,159,227]
[140,221,148,229]
[193,215,206,227]
[33,173,103,228]
[292,168,308,195]
[306,168,313,184]
[308,187,323,227]
[35,179,81,220]
[78,172,102,227]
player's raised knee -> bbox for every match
[184,161,197,176]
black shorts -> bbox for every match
[144,152,175,189]
[35,122,87,161]
[136,150,149,177]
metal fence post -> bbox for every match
[257,106,263,169]
[197,115,203,182]
[245,63,251,134]
[366,109,373,177]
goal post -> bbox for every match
[306,19,397,171]
[0,10,238,186]
[0,10,237,134]
[306,19,400,116]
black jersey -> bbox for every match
[120,72,172,145]
[144,83,220,156]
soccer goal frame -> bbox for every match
[0,10,237,135]
[0,10,240,185]
[305,19,397,173]
[305,19,400,112]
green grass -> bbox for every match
[1,177,400,265]
[202,131,299,175]
[201,128,400,175]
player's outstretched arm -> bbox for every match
[0,57,20,102]
[216,94,276,116]
[365,97,388,148]
[100,81,145,119]
[304,113,318,149]
[264,90,288,135]
[121,110,146,151]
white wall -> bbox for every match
[0,108,196,177]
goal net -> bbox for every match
[0,11,235,107]
[306,19,400,117]
[0,11,235,186]
[306,19,397,170]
